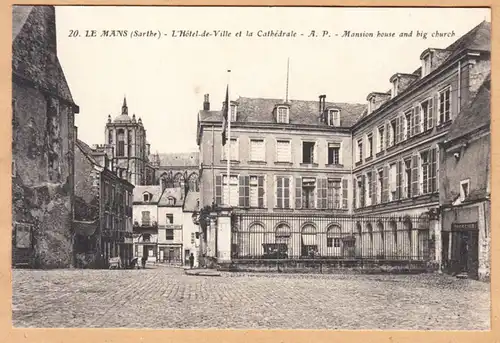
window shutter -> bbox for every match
[396,160,401,200]
[371,170,376,202]
[239,176,245,207]
[244,176,250,207]
[342,178,348,209]
[276,176,282,208]
[295,177,302,209]
[385,122,391,147]
[428,97,434,129]
[313,142,318,164]
[353,177,357,209]
[258,176,265,208]
[383,165,389,203]
[319,178,328,209]
[431,148,437,192]
[415,105,421,134]
[284,177,290,208]
[411,155,419,197]
[395,116,400,143]
[436,93,441,126]
[215,175,222,205]
[360,175,366,207]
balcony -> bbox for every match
[158,224,183,230]
[133,220,158,228]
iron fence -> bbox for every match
[231,212,431,261]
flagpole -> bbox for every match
[226,69,231,206]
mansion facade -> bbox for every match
[196,21,491,280]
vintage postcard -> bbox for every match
[11,5,491,331]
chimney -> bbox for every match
[203,94,210,111]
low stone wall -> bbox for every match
[219,259,438,275]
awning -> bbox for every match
[73,220,98,236]
[301,234,317,246]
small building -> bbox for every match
[12,6,79,268]
[439,74,491,281]
[132,185,163,262]
[74,139,134,268]
[157,187,184,265]
[182,191,201,267]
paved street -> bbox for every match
[12,266,490,330]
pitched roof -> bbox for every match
[183,191,200,212]
[12,6,33,41]
[154,152,199,167]
[12,5,78,108]
[199,97,366,127]
[446,73,490,142]
[443,20,491,62]
[133,185,163,203]
[158,187,183,207]
[76,139,101,167]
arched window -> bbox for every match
[117,129,125,156]
[326,224,342,249]
[143,192,151,202]
[108,130,113,144]
[249,223,266,257]
[301,224,317,257]
[275,223,291,243]
[173,173,184,188]
[390,220,397,244]
[188,173,199,192]
[167,197,176,206]
[127,129,133,156]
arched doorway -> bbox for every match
[249,223,265,257]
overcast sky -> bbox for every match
[55,6,490,154]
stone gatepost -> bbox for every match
[217,205,233,264]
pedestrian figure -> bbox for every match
[189,253,195,269]
[141,256,147,269]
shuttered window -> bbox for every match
[276,140,291,162]
[223,138,239,161]
[239,175,266,208]
[326,179,341,209]
[276,176,291,209]
[223,175,239,206]
[411,155,419,197]
[342,178,348,209]
[250,139,265,161]
[421,97,434,131]
[317,178,328,209]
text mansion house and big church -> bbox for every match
[197,21,491,280]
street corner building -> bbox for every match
[195,21,491,279]
[74,139,134,269]
[12,5,79,268]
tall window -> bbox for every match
[276,176,291,209]
[222,175,239,206]
[141,211,150,226]
[377,126,385,153]
[276,140,291,162]
[327,109,340,126]
[276,107,289,123]
[390,120,396,146]
[250,139,265,161]
[366,134,373,158]
[249,176,259,207]
[404,158,412,198]
[389,163,397,201]
[377,169,383,204]
[302,178,316,209]
[404,109,413,140]
[421,148,437,194]
[366,172,372,206]
[327,179,341,209]
[302,141,315,164]
[223,138,238,161]
[421,98,434,131]
[357,139,363,162]
[127,129,132,156]
[439,86,451,123]
[460,179,470,201]
[240,175,265,208]
[328,143,340,165]
[108,130,113,144]
[117,129,125,156]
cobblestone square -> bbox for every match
[12,266,490,330]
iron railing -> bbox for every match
[231,212,431,261]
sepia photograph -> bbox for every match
[11,5,491,330]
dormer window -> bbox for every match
[327,109,340,126]
[367,97,376,114]
[167,196,176,206]
[421,52,432,78]
[391,78,399,98]
[276,106,289,124]
[230,104,237,122]
[143,192,152,202]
